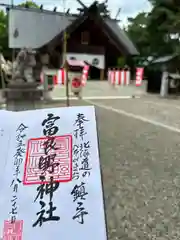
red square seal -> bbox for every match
[23,135,72,185]
[3,220,23,240]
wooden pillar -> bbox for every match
[63,32,70,106]
[100,69,104,80]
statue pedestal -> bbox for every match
[3,82,43,111]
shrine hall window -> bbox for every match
[81,31,89,44]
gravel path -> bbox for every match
[93,99,180,240]
[91,98,180,129]
[51,82,145,98]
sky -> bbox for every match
[2,0,152,25]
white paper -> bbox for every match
[0,110,17,185]
[0,106,107,240]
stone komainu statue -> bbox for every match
[13,48,43,83]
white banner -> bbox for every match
[66,53,105,69]
[8,8,66,49]
[0,107,107,240]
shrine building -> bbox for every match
[8,1,139,80]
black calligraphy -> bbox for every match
[10,123,28,223]
[42,113,60,136]
[0,128,4,136]
[33,113,60,227]
[40,115,60,176]
[72,144,80,180]
[79,141,91,177]
[71,113,91,224]
[72,142,91,180]
[43,137,58,155]
[38,153,59,174]
[33,176,60,227]
[71,182,88,224]
[73,113,89,140]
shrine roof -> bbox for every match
[8,5,139,55]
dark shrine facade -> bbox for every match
[43,2,138,80]
[58,18,122,79]
[8,1,138,80]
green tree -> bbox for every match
[126,0,180,60]
[0,10,9,59]
[146,0,180,56]
[117,57,126,67]
[18,1,39,8]
[127,12,150,57]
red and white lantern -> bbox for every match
[135,68,144,86]
[41,65,89,87]
[40,69,66,85]
[71,77,82,94]
[81,65,89,86]
[108,69,130,85]
[53,69,66,85]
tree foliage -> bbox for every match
[18,1,39,8]
[0,10,9,58]
[127,12,150,57]
[126,0,180,60]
